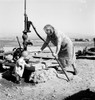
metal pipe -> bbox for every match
[24,0,26,15]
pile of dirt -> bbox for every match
[29,68,57,83]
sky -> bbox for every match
[0,0,95,39]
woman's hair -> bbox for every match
[43,24,55,33]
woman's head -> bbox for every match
[43,24,54,36]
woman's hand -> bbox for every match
[53,53,58,59]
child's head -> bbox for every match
[22,51,29,59]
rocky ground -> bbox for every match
[0,46,95,100]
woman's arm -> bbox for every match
[55,36,62,55]
[41,36,50,51]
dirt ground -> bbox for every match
[0,45,95,100]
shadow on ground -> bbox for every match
[0,69,35,88]
[64,89,95,100]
